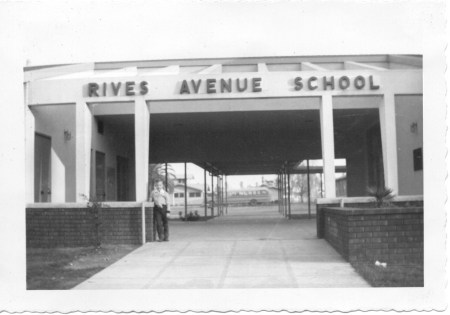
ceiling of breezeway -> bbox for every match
[96,99,380,175]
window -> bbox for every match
[255,191,260,195]
[175,193,184,198]
[97,119,104,135]
[261,190,267,195]
[189,192,201,198]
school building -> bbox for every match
[25,55,423,206]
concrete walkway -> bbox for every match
[74,206,370,289]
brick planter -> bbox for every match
[26,204,154,248]
[322,206,423,265]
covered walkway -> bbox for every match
[74,207,369,289]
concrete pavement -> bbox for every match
[74,206,370,289]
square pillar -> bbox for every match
[135,98,150,202]
[25,104,35,203]
[320,95,336,198]
[75,100,93,202]
[378,93,399,194]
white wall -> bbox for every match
[395,95,423,195]
[32,104,76,202]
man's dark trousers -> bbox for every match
[154,205,169,241]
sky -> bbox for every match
[170,160,347,190]
[171,162,275,190]
[17,1,423,66]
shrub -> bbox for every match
[366,186,395,208]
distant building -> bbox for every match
[172,183,204,206]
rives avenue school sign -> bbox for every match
[87,75,380,97]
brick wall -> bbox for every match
[316,199,423,238]
[322,207,423,265]
[26,206,154,248]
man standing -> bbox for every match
[150,179,171,242]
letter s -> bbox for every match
[140,81,148,95]
[294,77,303,91]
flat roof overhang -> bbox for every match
[97,99,379,175]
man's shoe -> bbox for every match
[157,240,162,242]
[163,238,169,242]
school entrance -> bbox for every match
[86,96,387,216]
[25,55,423,246]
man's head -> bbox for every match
[154,179,164,191]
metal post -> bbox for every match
[204,165,207,218]
[225,175,228,214]
[284,167,287,217]
[211,165,214,218]
[184,162,187,221]
[165,163,168,191]
[307,159,311,219]
[278,173,281,214]
[217,175,220,217]
[280,173,283,214]
[221,175,224,216]
[288,171,291,220]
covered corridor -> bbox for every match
[74,206,369,289]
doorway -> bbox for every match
[34,133,51,202]
[95,151,106,201]
[117,155,130,201]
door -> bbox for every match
[34,134,51,202]
[95,151,106,201]
[117,156,129,201]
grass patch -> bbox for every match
[27,244,139,290]
[351,261,424,287]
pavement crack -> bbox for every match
[143,242,191,289]
[217,241,237,289]
[279,240,299,288]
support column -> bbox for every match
[278,174,281,214]
[217,175,220,217]
[285,168,288,217]
[134,98,150,202]
[184,162,187,221]
[281,172,284,214]
[288,171,291,220]
[379,93,399,194]
[225,175,228,214]
[211,165,214,218]
[165,163,168,190]
[204,166,207,218]
[320,95,336,198]
[307,160,311,219]
[25,104,35,203]
[220,175,224,216]
[283,168,287,216]
[76,100,93,202]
